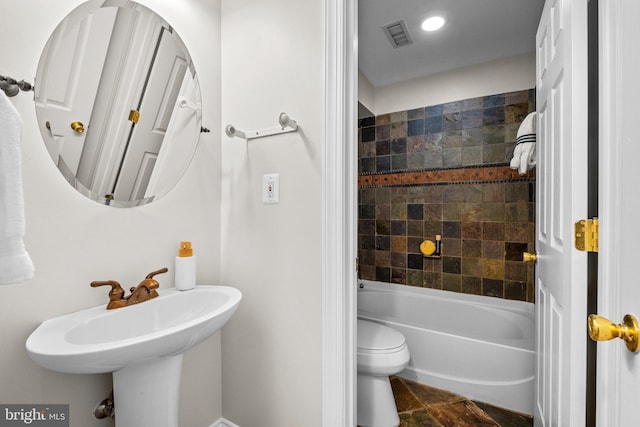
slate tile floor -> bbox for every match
[391,376,533,427]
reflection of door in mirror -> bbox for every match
[75,5,167,201]
[113,27,189,202]
[75,5,188,204]
[144,72,201,200]
[34,7,116,182]
[34,1,201,207]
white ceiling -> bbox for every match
[359,0,546,88]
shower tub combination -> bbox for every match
[358,280,534,415]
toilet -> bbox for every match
[357,319,410,427]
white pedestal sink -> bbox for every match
[26,285,241,427]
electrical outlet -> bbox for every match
[263,174,280,204]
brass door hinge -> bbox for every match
[575,218,599,252]
[128,109,140,124]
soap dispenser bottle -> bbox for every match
[175,241,196,291]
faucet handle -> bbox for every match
[145,267,169,279]
[91,280,127,309]
[135,267,168,292]
[90,280,125,301]
[130,267,168,293]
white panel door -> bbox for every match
[534,0,588,426]
[596,1,640,426]
[34,7,116,175]
[113,28,188,201]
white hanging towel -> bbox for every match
[510,111,537,175]
[0,90,34,284]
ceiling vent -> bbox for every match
[382,20,414,48]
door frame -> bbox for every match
[322,0,611,425]
[322,0,358,425]
[595,1,623,425]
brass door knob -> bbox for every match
[523,252,537,262]
[588,314,640,352]
[70,121,85,133]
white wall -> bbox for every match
[358,70,375,115]
[371,52,536,115]
[0,1,222,426]
[220,0,324,425]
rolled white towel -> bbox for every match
[510,112,537,175]
[0,90,34,284]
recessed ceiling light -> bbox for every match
[421,16,446,32]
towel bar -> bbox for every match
[0,75,34,98]
[226,112,299,140]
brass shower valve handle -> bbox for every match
[91,268,168,310]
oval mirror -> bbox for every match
[34,0,202,207]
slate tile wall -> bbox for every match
[358,89,536,302]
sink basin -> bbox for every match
[26,285,241,427]
[26,285,241,374]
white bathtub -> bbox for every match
[357,280,534,415]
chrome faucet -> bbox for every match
[91,268,168,309]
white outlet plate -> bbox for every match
[262,174,280,204]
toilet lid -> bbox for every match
[357,319,406,351]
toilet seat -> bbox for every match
[357,319,406,351]
[357,319,410,376]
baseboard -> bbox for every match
[211,417,241,427]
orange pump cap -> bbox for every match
[179,241,193,257]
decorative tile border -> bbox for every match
[359,165,535,187]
